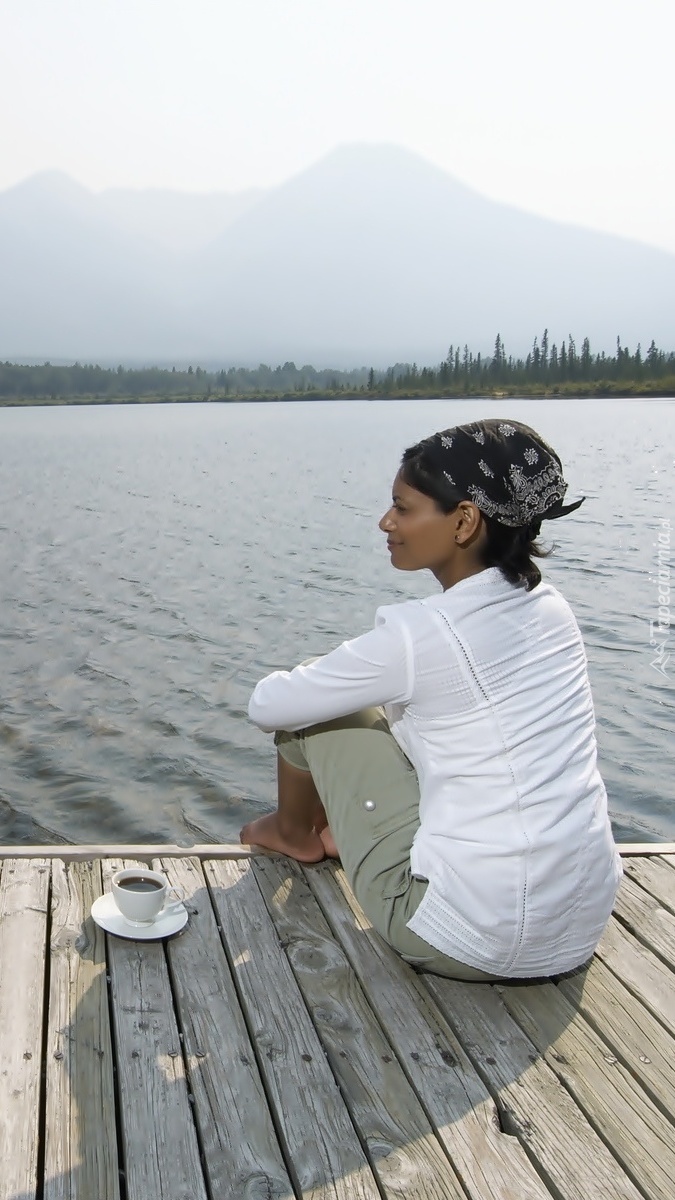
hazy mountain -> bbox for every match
[1,148,674,366]
[0,171,191,361]
[187,145,675,364]
[98,186,265,255]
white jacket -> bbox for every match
[249,567,622,976]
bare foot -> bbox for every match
[240,813,325,863]
[318,824,341,860]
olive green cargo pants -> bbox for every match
[275,706,497,981]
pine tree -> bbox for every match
[567,336,577,379]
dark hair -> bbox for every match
[400,442,551,591]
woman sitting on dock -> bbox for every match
[241,419,622,980]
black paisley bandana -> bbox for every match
[428,419,585,528]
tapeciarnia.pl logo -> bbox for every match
[649,517,671,678]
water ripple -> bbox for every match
[0,397,672,845]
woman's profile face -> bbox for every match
[379,472,459,575]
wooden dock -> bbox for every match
[1,843,674,1200]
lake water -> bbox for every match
[0,397,673,847]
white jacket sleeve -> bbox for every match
[248,609,414,732]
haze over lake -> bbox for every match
[0,397,672,847]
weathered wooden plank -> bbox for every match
[101,858,207,1200]
[423,976,643,1200]
[205,856,380,1200]
[307,873,554,1200]
[254,855,466,1200]
[156,855,294,1200]
[622,855,675,915]
[304,861,551,1200]
[558,957,675,1124]
[0,843,252,861]
[44,859,119,1200]
[660,853,675,871]
[617,844,675,855]
[595,916,675,1038]
[0,844,667,863]
[501,980,675,1200]
[613,873,675,968]
[0,843,660,863]
[0,857,50,1200]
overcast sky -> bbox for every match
[2,0,674,253]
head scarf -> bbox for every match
[425,419,584,528]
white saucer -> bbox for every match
[91,892,189,940]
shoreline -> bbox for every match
[2,383,675,408]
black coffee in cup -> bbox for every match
[117,876,164,892]
[111,867,184,925]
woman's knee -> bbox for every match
[274,730,310,772]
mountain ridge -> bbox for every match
[1,145,673,366]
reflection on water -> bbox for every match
[0,398,673,845]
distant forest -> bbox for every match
[1,332,674,403]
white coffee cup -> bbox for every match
[111,868,185,927]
